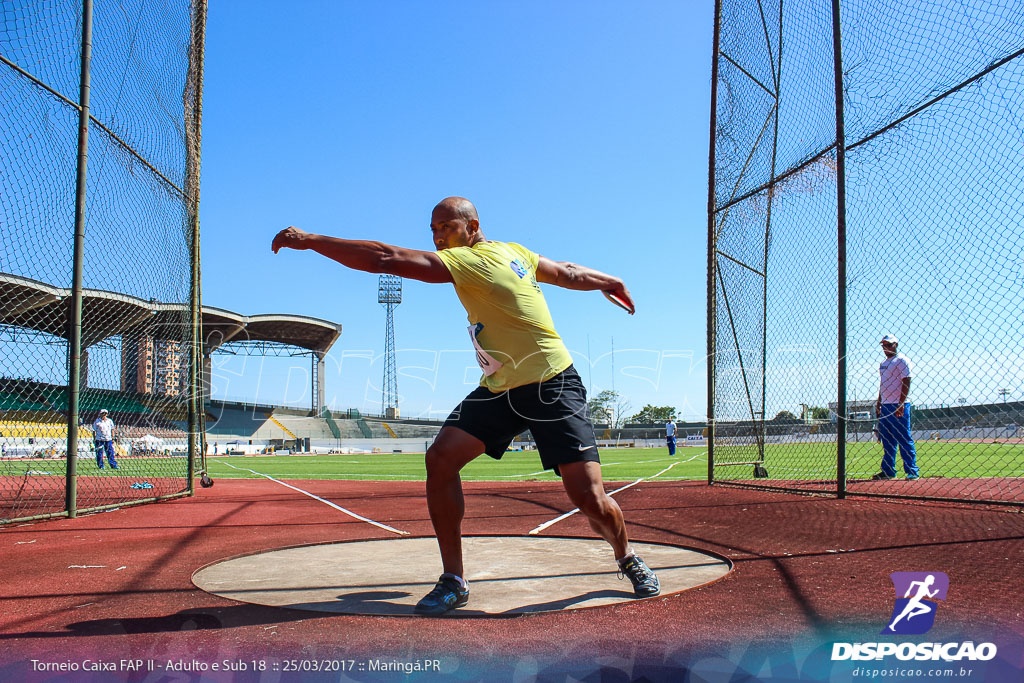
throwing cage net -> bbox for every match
[708,0,1024,505]
[1,0,207,522]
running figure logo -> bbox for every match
[882,571,949,635]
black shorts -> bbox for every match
[443,365,599,476]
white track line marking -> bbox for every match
[527,452,705,535]
[209,470,558,480]
[493,470,550,478]
[220,461,409,535]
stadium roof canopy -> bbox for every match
[0,272,342,355]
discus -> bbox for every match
[603,290,635,314]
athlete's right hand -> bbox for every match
[604,281,636,315]
[272,226,309,253]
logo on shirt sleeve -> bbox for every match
[509,259,528,278]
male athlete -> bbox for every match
[272,196,660,615]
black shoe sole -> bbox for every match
[413,596,468,616]
[413,590,469,615]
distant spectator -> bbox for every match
[93,409,119,470]
[872,335,919,481]
[666,419,677,456]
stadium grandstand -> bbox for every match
[0,273,362,458]
[198,401,446,455]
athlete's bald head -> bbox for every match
[430,196,485,250]
[434,196,479,223]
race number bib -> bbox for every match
[468,323,503,376]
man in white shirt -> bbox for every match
[93,408,119,470]
[872,335,919,480]
[666,419,677,456]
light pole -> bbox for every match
[378,275,402,418]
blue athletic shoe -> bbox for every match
[618,555,661,598]
[414,574,469,615]
[905,474,919,480]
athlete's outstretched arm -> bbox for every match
[536,256,635,314]
[272,227,452,284]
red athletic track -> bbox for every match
[1,479,1022,678]
[720,476,1024,505]
[0,474,187,522]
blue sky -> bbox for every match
[4,1,1018,420]
[198,1,714,420]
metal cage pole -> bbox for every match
[186,0,208,493]
[65,0,95,518]
[706,0,723,484]
[831,0,848,498]
[759,0,784,477]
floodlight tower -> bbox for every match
[378,275,402,418]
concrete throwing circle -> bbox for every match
[192,536,731,616]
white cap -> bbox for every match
[880,335,898,345]
[100,408,109,414]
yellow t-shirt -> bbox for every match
[435,241,573,392]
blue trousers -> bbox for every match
[95,440,118,468]
[878,404,918,477]
[667,436,676,456]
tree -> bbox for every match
[628,405,677,424]
[772,410,800,422]
[587,390,632,428]
[587,390,616,424]
[810,406,829,420]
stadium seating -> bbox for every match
[272,415,337,439]
[334,419,369,438]
[0,420,93,439]
[203,404,270,438]
[362,419,441,438]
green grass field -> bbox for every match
[4,440,1021,483]
[203,448,709,483]
[0,449,705,483]
[713,440,1024,479]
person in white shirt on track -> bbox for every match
[872,335,919,481]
